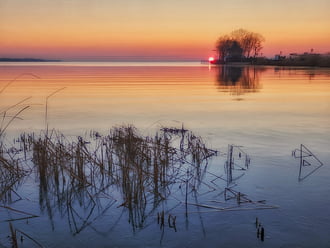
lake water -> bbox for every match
[0,62,329,248]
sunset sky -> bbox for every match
[0,0,329,61]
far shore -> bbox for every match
[204,53,330,68]
[0,58,61,62]
[1,56,330,67]
[253,56,330,68]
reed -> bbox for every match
[9,222,18,248]
[1,124,217,232]
[0,90,32,204]
[0,138,28,203]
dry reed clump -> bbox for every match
[0,156,26,203]
[0,135,29,204]
[6,124,217,230]
[0,94,32,203]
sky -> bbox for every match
[0,0,329,61]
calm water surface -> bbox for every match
[0,62,329,248]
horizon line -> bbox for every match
[1,51,330,63]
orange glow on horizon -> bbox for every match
[0,0,329,59]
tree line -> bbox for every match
[216,29,265,62]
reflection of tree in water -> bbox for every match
[216,66,265,96]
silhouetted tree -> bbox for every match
[216,35,231,61]
[216,29,265,60]
[231,29,252,57]
[250,32,265,57]
[228,41,243,60]
[216,37,243,61]
[231,29,265,58]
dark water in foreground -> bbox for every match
[0,62,329,247]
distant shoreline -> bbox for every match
[1,57,329,67]
[203,55,330,68]
[0,58,61,62]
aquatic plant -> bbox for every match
[8,125,216,231]
[0,104,31,204]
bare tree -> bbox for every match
[216,35,232,61]
[216,36,243,61]
[231,29,265,58]
[231,29,252,57]
[250,32,265,57]
[216,28,265,61]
